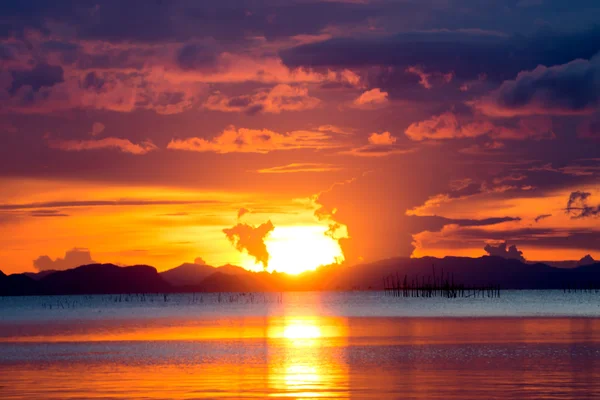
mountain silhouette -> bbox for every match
[532,254,596,268]
[579,254,596,266]
[195,272,252,292]
[0,271,40,295]
[39,264,170,295]
[324,256,600,290]
[215,264,250,276]
[160,262,249,287]
[160,263,217,286]
[23,270,58,280]
[2,256,600,295]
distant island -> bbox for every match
[1,255,598,296]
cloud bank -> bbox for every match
[33,248,95,271]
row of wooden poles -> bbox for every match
[563,284,600,293]
[40,292,284,309]
[383,266,500,298]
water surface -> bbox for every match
[1,291,600,399]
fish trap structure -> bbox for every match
[562,282,600,294]
[383,265,500,298]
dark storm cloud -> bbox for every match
[39,40,80,53]
[0,0,375,43]
[280,28,600,82]
[9,63,64,95]
[534,214,552,223]
[442,216,521,227]
[2,0,600,44]
[578,115,600,139]
[176,42,221,71]
[80,71,105,90]
[75,48,151,70]
[0,43,15,60]
[565,191,600,219]
[0,0,74,38]
[39,40,81,64]
[477,55,600,116]
[567,191,591,210]
[0,199,222,210]
[410,215,521,233]
[38,39,152,70]
[484,242,525,261]
[1,0,191,42]
[447,226,600,252]
[519,160,600,197]
[29,209,70,217]
[447,182,484,199]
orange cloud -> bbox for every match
[48,137,158,155]
[352,88,389,109]
[342,131,413,157]
[405,112,555,141]
[406,66,433,89]
[405,66,454,89]
[90,122,105,136]
[317,125,354,135]
[193,257,207,265]
[256,163,342,174]
[167,53,353,85]
[3,64,206,115]
[237,208,251,220]
[203,84,320,114]
[168,126,340,154]
[33,248,95,271]
[2,34,362,116]
[368,131,397,145]
[343,146,416,157]
[459,140,506,155]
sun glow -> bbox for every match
[268,316,350,397]
[283,323,322,340]
[264,225,344,274]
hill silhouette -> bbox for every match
[1,256,600,295]
[160,263,217,286]
[0,271,40,295]
[215,264,250,276]
[160,262,249,287]
[39,264,170,295]
[532,254,596,269]
[23,270,58,280]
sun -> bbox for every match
[264,225,344,274]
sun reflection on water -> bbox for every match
[268,316,349,398]
[283,321,322,341]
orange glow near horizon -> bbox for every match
[2,177,598,275]
[0,177,351,274]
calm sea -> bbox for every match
[1,291,600,399]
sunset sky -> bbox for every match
[1,0,599,274]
